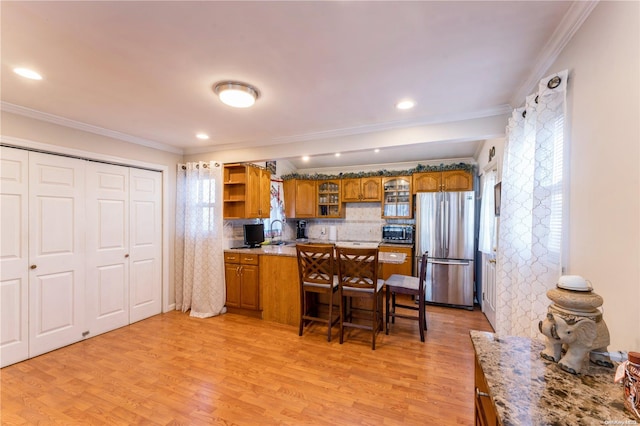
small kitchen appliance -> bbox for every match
[382,224,414,244]
[296,220,308,240]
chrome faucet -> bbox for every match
[269,219,284,240]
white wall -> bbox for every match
[546,1,639,350]
[1,111,184,307]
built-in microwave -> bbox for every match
[381,224,414,244]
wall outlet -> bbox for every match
[320,227,326,235]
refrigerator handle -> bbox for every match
[439,199,445,253]
[444,200,449,251]
[429,259,470,266]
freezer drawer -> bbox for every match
[423,258,474,308]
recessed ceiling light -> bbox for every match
[213,81,259,108]
[196,133,209,140]
[335,153,341,157]
[14,67,42,80]
[302,156,310,162]
[396,100,415,110]
[374,149,380,153]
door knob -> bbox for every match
[30,265,37,269]
[125,254,130,258]
[489,259,496,264]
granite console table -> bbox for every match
[470,330,636,425]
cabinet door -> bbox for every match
[442,170,473,191]
[29,152,86,358]
[224,263,241,308]
[342,178,361,201]
[361,177,382,201]
[246,165,261,218]
[240,265,260,310]
[413,172,441,192]
[259,169,272,218]
[317,180,341,217]
[0,147,29,367]
[295,180,316,217]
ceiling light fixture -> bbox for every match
[395,100,415,110]
[14,67,42,80]
[302,155,310,162]
[374,149,380,153]
[335,153,341,157]
[213,81,259,108]
[196,133,209,140]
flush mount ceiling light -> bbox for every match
[196,133,209,140]
[14,67,42,80]
[213,81,259,108]
[395,100,415,110]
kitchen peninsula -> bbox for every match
[224,244,406,327]
[471,330,635,425]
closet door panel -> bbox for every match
[0,147,29,367]
[86,163,129,336]
[28,152,85,357]
[129,169,162,323]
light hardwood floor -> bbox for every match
[1,301,493,425]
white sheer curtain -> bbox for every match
[495,70,568,338]
[175,161,226,318]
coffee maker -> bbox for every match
[296,220,308,240]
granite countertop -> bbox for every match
[225,243,406,264]
[470,331,636,425]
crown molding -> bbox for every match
[1,102,184,155]
[510,0,599,106]
[184,104,512,155]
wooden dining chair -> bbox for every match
[385,251,428,342]
[336,247,384,350]
[296,244,340,341]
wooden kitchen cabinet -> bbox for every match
[284,179,316,218]
[317,179,342,218]
[379,245,413,280]
[342,176,382,202]
[474,354,500,426]
[413,170,474,193]
[223,163,271,219]
[382,176,412,218]
[224,252,261,318]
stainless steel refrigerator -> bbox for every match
[415,191,475,309]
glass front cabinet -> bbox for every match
[317,180,342,218]
[382,176,412,218]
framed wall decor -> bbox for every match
[266,161,276,175]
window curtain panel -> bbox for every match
[269,178,285,236]
[495,70,568,339]
[175,161,225,318]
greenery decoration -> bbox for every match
[281,163,476,181]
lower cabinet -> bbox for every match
[379,245,413,280]
[224,252,261,317]
[475,354,500,426]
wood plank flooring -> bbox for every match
[1,300,493,425]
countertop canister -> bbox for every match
[624,351,640,420]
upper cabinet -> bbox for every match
[223,163,271,219]
[382,176,412,218]
[284,179,316,218]
[342,177,382,202]
[413,170,474,193]
[317,180,342,218]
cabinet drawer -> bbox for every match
[240,253,259,265]
[224,252,241,263]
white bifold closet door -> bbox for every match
[1,147,30,366]
[28,151,86,358]
[1,147,162,367]
[85,163,162,336]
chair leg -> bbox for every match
[391,292,396,324]
[327,291,333,342]
[385,289,390,335]
[299,289,305,337]
[371,296,376,350]
[418,295,425,342]
[339,293,345,344]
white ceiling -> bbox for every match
[1,1,591,169]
